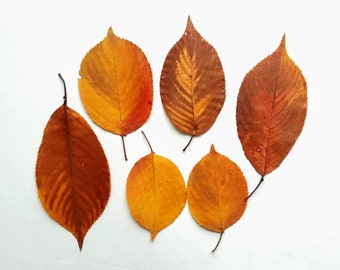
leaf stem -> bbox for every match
[182,135,194,152]
[246,175,265,200]
[121,135,128,161]
[58,73,67,106]
[141,131,154,153]
[212,231,224,253]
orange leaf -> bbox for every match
[187,145,248,252]
[236,35,307,197]
[160,16,225,151]
[79,27,153,160]
[126,133,186,240]
[36,74,110,250]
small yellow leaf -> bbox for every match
[187,145,248,251]
[126,151,186,240]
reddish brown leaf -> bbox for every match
[160,16,225,150]
[79,27,153,160]
[236,35,307,197]
[36,75,110,250]
[187,145,248,252]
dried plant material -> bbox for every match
[160,16,225,151]
[236,35,307,198]
[126,132,187,240]
[36,74,110,250]
[79,27,153,160]
[187,145,248,252]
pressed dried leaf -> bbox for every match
[236,35,307,180]
[160,16,225,150]
[36,76,110,250]
[79,27,153,160]
[126,139,186,240]
[187,145,248,251]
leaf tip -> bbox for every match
[209,144,216,154]
[274,33,287,55]
[187,15,192,25]
[280,33,286,48]
[106,26,116,39]
[150,231,158,241]
[185,15,195,33]
[77,237,84,251]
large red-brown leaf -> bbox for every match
[236,35,307,196]
[36,75,110,250]
[160,16,225,150]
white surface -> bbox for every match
[1,0,339,269]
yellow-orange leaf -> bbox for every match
[36,76,110,250]
[160,16,225,150]
[126,145,186,240]
[236,35,307,180]
[79,27,153,160]
[187,145,248,251]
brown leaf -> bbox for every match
[79,27,153,160]
[126,132,187,240]
[187,145,248,252]
[236,35,307,197]
[36,75,110,250]
[160,16,225,151]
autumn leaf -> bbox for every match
[79,27,153,160]
[187,145,248,252]
[126,132,187,240]
[160,16,225,151]
[236,34,307,199]
[36,74,111,250]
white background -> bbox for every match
[1,0,339,269]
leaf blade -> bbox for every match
[187,145,248,249]
[36,105,110,250]
[236,35,307,176]
[126,153,187,239]
[160,17,225,139]
[78,27,153,157]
